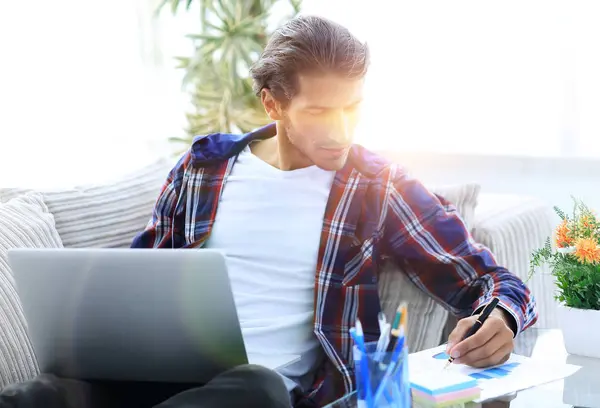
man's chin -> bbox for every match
[315,157,348,172]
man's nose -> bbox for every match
[331,112,352,145]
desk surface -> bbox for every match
[324,328,600,408]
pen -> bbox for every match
[377,311,387,332]
[375,312,393,402]
[350,328,366,404]
[351,320,374,407]
[444,297,500,369]
[373,330,406,405]
[374,322,391,362]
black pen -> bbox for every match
[444,297,500,369]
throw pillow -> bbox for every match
[0,193,63,387]
[0,158,174,249]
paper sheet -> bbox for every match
[409,345,581,402]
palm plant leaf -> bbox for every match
[159,0,302,145]
[156,0,194,14]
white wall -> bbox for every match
[380,150,600,221]
[0,0,191,189]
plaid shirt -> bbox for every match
[131,123,537,407]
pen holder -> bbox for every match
[354,341,411,408]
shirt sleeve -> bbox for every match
[381,166,538,335]
[130,152,191,249]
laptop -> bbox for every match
[8,248,299,383]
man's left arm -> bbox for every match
[382,167,538,366]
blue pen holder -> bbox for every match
[354,341,411,408]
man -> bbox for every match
[0,15,537,408]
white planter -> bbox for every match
[558,304,600,359]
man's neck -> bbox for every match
[250,122,313,171]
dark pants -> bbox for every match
[0,365,291,408]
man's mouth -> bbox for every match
[320,146,348,158]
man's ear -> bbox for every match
[261,89,284,121]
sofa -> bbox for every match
[0,157,557,389]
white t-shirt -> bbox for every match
[204,145,335,393]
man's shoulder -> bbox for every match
[189,123,276,166]
[188,132,250,166]
[163,132,243,183]
[348,144,408,181]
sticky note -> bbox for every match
[410,369,481,407]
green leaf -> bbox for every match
[186,33,221,42]
[156,0,195,15]
[554,205,567,220]
[168,136,191,144]
[234,1,244,22]
[204,20,226,33]
[289,0,302,13]
[174,56,191,68]
[193,91,227,103]
[216,0,236,22]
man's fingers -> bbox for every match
[453,332,505,366]
[463,342,513,368]
[450,317,502,359]
[446,316,477,352]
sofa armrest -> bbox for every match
[471,193,558,329]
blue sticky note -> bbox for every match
[410,370,479,396]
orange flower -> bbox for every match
[555,219,573,248]
[574,237,600,264]
[580,215,595,229]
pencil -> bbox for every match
[444,297,500,369]
[386,303,407,353]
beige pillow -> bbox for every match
[0,193,63,387]
[0,158,174,249]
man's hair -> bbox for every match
[250,15,370,104]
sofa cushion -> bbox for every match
[0,159,174,249]
[378,183,481,352]
[429,183,480,231]
[0,193,63,387]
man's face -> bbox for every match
[267,73,364,171]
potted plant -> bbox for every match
[156,0,302,151]
[530,198,600,358]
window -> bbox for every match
[2,1,599,189]
[0,0,184,187]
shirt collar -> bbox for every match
[190,123,276,166]
[189,122,391,179]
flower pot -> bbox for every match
[558,304,600,358]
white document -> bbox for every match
[409,345,580,402]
